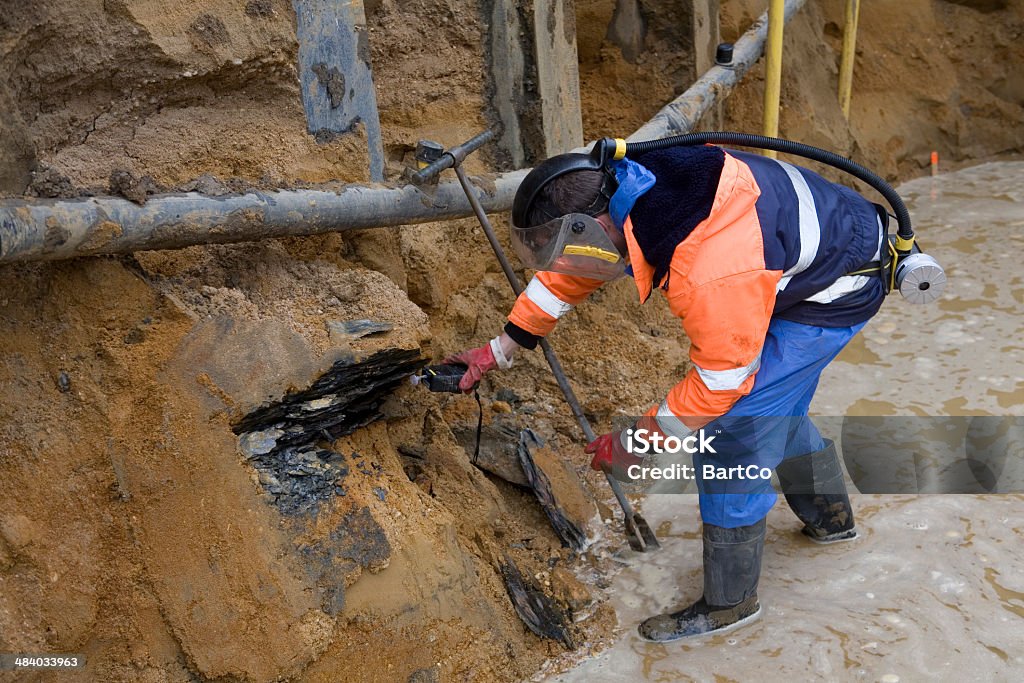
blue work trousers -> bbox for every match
[695,318,866,528]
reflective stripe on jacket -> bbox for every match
[507,271,604,339]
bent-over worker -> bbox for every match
[446,142,883,641]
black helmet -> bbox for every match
[511,138,624,229]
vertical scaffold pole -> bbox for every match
[762,0,785,158]
[838,0,861,120]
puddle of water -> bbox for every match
[984,567,1024,619]
[989,387,1024,410]
[547,162,1024,681]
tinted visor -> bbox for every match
[510,213,626,281]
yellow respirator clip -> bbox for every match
[893,234,915,252]
[562,244,621,263]
[613,138,627,161]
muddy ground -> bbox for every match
[1,1,1023,681]
[550,161,1024,682]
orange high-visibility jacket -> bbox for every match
[506,148,883,434]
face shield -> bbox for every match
[510,213,626,281]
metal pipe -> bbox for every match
[838,0,860,120]
[761,0,786,159]
[0,173,526,262]
[0,0,807,264]
[629,0,807,141]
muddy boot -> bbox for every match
[776,439,858,544]
[637,518,765,642]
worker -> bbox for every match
[444,141,884,641]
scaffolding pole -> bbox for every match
[761,0,786,158]
[838,0,861,120]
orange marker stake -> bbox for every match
[930,151,939,177]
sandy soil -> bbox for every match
[1,0,1023,681]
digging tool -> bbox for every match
[413,131,660,552]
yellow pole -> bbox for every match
[762,0,785,158]
[838,0,860,120]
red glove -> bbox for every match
[443,343,498,392]
[585,430,630,472]
[587,416,664,474]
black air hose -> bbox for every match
[622,132,913,240]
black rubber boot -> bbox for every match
[776,439,858,544]
[637,518,765,642]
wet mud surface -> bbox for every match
[548,163,1024,681]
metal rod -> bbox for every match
[454,165,522,295]
[414,130,496,185]
[761,0,786,159]
[838,0,860,120]
[454,164,595,440]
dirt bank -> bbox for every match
[2,1,1023,681]
[580,0,1024,180]
[0,249,619,682]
